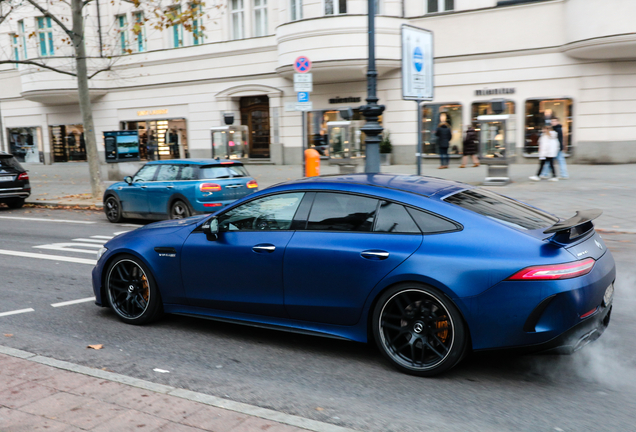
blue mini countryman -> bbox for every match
[103,159,258,222]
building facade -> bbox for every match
[1,0,635,176]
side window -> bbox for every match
[155,164,179,181]
[406,207,458,234]
[179,165,196,180]
[218,192,304,231]
[307,193,378,232]
[374,201,420,233]
[133,164,159,182]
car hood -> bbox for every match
[139,214,208,230]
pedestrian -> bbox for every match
[435,121,451,169]
[459,125,480,168]
[147,130,156,161]
[540,117,568,179]
[529,125,559,182]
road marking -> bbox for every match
[0,308,35,318]
[51,297,95,308]
[71,238,108,244]
[0,249,96,265]
[0,216,96,224]
[89,235,114,240]
[34,243,102,254]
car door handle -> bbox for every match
[166,185,174,189]
[226,185,243,189]
[361,250,389,260]
[252,244,276,253]
[140,185,147,189]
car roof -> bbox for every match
[145,159,241,166]
[0,151,14,157]
[282,173,469,198]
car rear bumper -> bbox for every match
[0,189,30,199]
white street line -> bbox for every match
[90,235,114,240]
[71,238,107,244]
[51,297,95,308]
[34,243,102,254]
[0,308,35,318]
[0,216,96,224]
[0,249,96,265]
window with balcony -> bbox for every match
[117,14,128,54]
[290,0,302,20]
[168,6,184,47]
[254,0,268,36]
[427,0,453,13]
[36,17,54,57]
[18,20,27,59]
[325,0,346,15]
[133,12,146,52]
[231,0,244,39]
[191,4,204,45]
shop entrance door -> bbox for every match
[240,96,270,159]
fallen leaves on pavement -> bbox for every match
[87,344,104,350]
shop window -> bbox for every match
[49,125,86,163]
[421,103,463,156]
[254,0,268,36]
[116,15,128,54]
[524,99,572,156]
[471,100,515,124]
[7,127,43,163]
[306,109,372,158]
[325,0,346,15]
[231,0,244,39]
[133,12,146,52]
[427,0,453,13]
[37,17,54,57]
[120,119,189,161]
[291,0,303,20]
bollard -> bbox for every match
[304,148,320,177]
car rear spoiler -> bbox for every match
[543,209,602,243]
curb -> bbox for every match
[0,345,358,432]
[25,200,103,209]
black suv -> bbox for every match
[0,152,30,209]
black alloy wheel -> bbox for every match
[6,198,25,209]
[105,255,163,325]
[170,200,191,219]
[104,196,122,223]
[372,284,467,376]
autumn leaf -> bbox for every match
[87,344,104,350]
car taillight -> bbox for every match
[200,183,221,192]
[507,258,595,281]
[203,203,223,207]
[220,161,235,165]
[246,180,258,189]
[17,172,29,181]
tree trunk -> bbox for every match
[72,0,102,199]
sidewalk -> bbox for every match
[21,161,636,233]
[0,346,354,432]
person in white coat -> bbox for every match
[529,126,559,182]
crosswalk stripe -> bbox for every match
[0,216,96,224]
[51,297,96,308]
[0,249,96,265]
[0,308,35,317]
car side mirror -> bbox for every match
[202,217,219,240]
[124,176,133,185]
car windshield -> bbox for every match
[0,156,23,171]
[199,165,248,179]
[444,188,558,231]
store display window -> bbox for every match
[6,127,43,163]
[120,119,189,161]
[524,99,572,155]
[49,124,86,162]
[421,103,463,156]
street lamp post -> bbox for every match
[360,0,385,174]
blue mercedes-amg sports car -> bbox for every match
[92,174,615,376]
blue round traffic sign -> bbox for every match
[294,56,312,73]
[413,47,423,72]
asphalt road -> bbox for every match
[1,206,635,431]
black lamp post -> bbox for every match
[360,0,385,174]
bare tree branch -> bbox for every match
[0,59,77,76]
[0,4,14,27]
[88,65,110,79]
[24,0,74,38]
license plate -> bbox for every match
[0,175,14,182]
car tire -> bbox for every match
[105,254,164,325]
[104,195,123,223]
[170,200,191,219]
[6,198,25,209]
[372,283,467,377]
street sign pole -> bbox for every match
[417,100,423,176]
[301,111,307,177]
[294,56,312,177]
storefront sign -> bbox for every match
[329,97,361,104]
[475,88,516,96]
[104,131,140,163]
[401,24,434,101]
[137,109,169,116]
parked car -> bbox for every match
[92,174,615,376]
[103,159,258,223]
[0,151,30,209]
